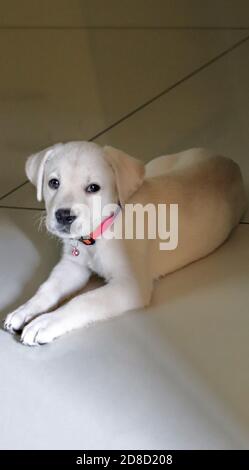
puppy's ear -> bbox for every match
[25,144,62,201]
[104,146,145,205]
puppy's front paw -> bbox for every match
[4,306,32,334]
[20,314,62,346]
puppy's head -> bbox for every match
[26,141,144,239]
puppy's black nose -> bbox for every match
[55,208,76,225]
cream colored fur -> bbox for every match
[4,142,247,345]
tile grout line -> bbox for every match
[0,205,44,211]
[0,26,249,31]
[89,32,249,140]
[0,180,29,202]
[1,32,249,205]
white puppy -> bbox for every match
[4,142,247,346]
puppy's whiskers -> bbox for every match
[34,212,46,233]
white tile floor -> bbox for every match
[0,3,249,450]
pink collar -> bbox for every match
[79,203,121,246]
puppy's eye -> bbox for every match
[85,183,101,193]
[48,178,60,190]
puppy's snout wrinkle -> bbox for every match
[55,208,76,226]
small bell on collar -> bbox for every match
[71,246,80,257]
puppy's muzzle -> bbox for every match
[55,208,77,228]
